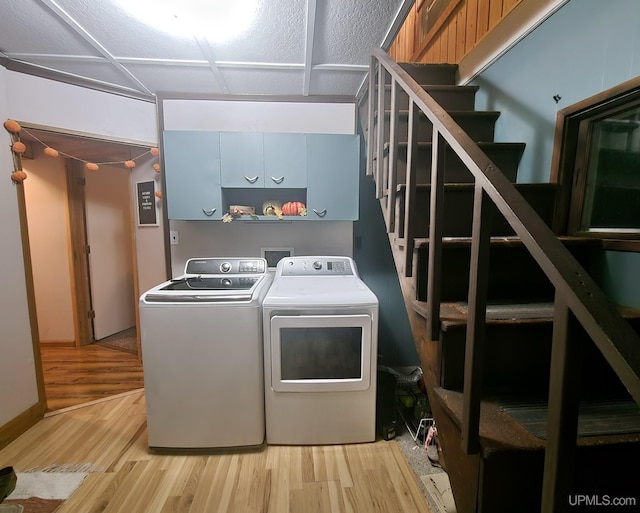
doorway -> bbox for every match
[18,126,155,409]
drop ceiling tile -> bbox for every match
[309,70,368,97]
[10,57,137,89]
[206,0,306,63]
[126,64,227,95]
[314,0,404,63]
[0,0,98,56]
[221,68,305,96]
[53,0,206,61]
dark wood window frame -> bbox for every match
[551,76,640,253]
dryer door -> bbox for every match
[270,314,372,392]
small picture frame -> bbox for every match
[261,247,294,269]
[136,180,158,226]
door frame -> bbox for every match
[66,159,94,346]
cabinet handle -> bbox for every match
[202,207,217,216]
[244,176,259,184]
[312,208,327,217]
[270,176,285,184]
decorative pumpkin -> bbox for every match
[124,160,136,169]
[12,141,26,154]
[150,147,159,157]
[44,147,59,158]
[85,162,99,172]
[11,170,27,182]
[262,200,283,219]
[153,163,161,173]
[3,119,21,133]
[282,201,306,216]
[155,191,162,199]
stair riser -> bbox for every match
[440,321,632,395]
[377,111,498,143]
[399,63,458,84]
[379,86,478,111]
[476,443,640,512]
[441,323,553,392]
[389,143,523,184]
[395,185,557,239]
[414,243,594,303]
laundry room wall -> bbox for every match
[161,99,357,276]
[0,66,159,433]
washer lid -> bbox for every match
[142,274,271,303]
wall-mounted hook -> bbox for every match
[553,94,562,104]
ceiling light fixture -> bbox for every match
[114,0,259,43]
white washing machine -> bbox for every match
[262,256,379,445]
[139,257,272,450]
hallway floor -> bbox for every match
[40,344,144,411]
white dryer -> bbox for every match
[262,256,379,445]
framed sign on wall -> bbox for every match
[136,180,158,226]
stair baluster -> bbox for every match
[542,297,582,511]
[403,101,419,277]
[426,130,446,338]
[386,80,400,233]
[375,63,387,200]
[461,184,494,455]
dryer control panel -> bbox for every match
[278,256,356,276]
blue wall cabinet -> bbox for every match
[164,131,360,221]
[163,131,222,220]
[263,133,307,188]
[306,134,360,220]
[220,132,265,187]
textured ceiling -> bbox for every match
[0,0,413,101]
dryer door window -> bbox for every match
[270,314,372,392]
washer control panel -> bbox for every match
[279,257,355,276]
[185,258,267,275]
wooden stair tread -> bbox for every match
[433,388,640,458]
[413,300,640,328]
[388,140,525,150]
[396,182,558,192]
[413,300,555,327]
[383,84,479,92]
[378,109,500,117]
[398,235,603,250]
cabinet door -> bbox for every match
[220,132,264,187]
[163,131,222,220]
[306,134,360,220]
[264,133,307,188]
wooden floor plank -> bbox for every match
[7,348,435,513]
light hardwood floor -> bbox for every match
[40,344,145,411]
[0,391,433,512]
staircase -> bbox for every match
[359,49,640,512]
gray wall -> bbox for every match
[471,0,640,308]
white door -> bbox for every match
[85,165,136,340]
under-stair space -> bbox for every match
[359,51,640,512]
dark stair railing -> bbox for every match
[366,48,640,512]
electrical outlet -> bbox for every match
[169,230,179,245]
